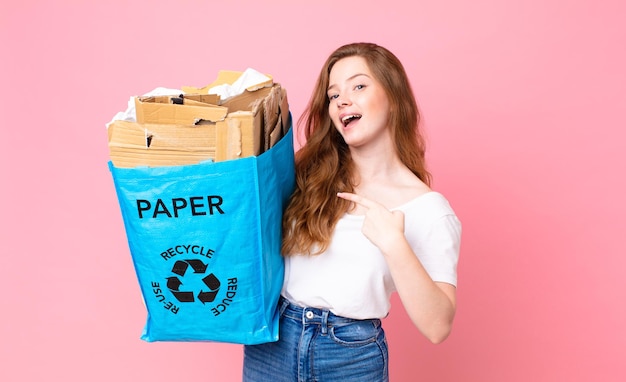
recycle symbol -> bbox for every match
[166,259,221,304]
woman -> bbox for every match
[243,42,461,381]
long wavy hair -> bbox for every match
[282,42,431,256]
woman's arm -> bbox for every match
[381,237,457,344]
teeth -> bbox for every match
[341,114,362,125]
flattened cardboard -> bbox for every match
[108,120,217,168]
[135,96,227,125]
[262,85,282,151]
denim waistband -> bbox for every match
[278,296,380,335]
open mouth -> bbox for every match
[341,114,362,127]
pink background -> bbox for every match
[1,1,625,381]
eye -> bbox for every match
[355,84,365,90]
[328,94,339,100]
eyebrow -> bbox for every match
[327,73,371,92]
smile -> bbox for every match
[341,114,362,126]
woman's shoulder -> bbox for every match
[395,191,457,218]
[397,192,462,243]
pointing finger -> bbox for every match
[337,192,375,209]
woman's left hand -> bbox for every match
[337,192,405,253]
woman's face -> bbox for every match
[327,56,391,149]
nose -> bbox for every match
[336,94,350,108]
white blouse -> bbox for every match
[281,192,461,319]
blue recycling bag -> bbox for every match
[109,127,294,344]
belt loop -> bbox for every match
[321,310,330,334]
[278,296,290,316]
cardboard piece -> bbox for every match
[135,94,227,125]
[107,120,217,168]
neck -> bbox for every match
[349,143,404,183]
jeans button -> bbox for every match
[305,311,314,319]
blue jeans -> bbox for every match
[243,297,389,382]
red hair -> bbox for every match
[282,42,431,256]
